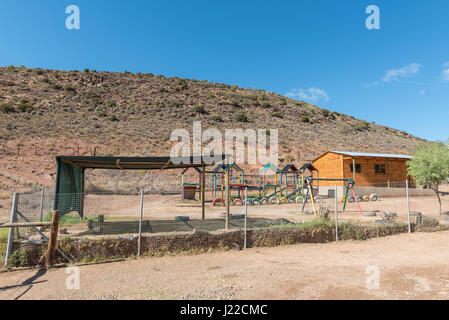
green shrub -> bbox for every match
[177,79,188,90]
[7,248,28,267]
[106,100,116,107]
[16,105,34,113]
[0,103,16,113]
[16,98,34,113]
[421,216,439,227]
[86,90,99,99]
[261,102,272,109]
[109,115,119,122]
[98,111,108,117]
[320,109,330,117]
[43,211,86,227]
[354,122,370,132]
[300,115,309,123]
[64,85,76,93]
[234,112,248,122]
[211,115,223,122]
[193,105,206,114]
[272,112,283,118]
[51,84,62,90]
[167,101,180,108]
[231,100,241,108]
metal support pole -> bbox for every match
[138,190,144,256]
[308,183,317,215]
[301,186,309,213]
[225,165,230,230]
[343,185,349,211]
[335,185,338,242]
[387,159,390,188]
[5,193,19,266]
[406,180,411,233]
[201,165,206,220]
[39,187,45,222]
[244,187,248,249]
[352,158,356,183]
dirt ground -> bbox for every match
[2,230,449,300]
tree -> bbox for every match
[407,142,449,215]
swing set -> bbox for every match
[301,177,363,215]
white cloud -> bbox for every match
[442,62,449,81]
[381,63,422,83]
[285,88,329,103]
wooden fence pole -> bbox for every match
[46,210,60,267]
[5,193,19,266]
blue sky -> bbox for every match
[0,0,448,141]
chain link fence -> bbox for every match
[2,180,448,267]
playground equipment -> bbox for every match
[301,177,363,215]
[211,162,320,206]
[181,167,203,201]
[265,163,320,205]
[211,163,245,206]
[258,163,281,203]
[277,164,300,203]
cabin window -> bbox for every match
[350,163,361,173]
[375,164,386,174]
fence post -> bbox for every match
[406,180,411,233]
[39,187,45,222]
[244,187,248,249]
[335,185,338,242]
[225,165,230,231]
[201,165,206,220]
[5,193,19,266]
[138,189,144,257]
[46,210,60,267]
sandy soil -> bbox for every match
[2,231,449,300]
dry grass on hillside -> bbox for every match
[0,65,424,195]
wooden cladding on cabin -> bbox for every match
[312,152,411,187]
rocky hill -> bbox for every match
[0,65,424,196]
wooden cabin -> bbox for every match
[312,151,413,187]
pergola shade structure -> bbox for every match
[54,155,228,218]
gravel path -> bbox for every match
[2,231,449,300]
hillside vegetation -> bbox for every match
[0,65,423,195]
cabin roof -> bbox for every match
[313,151,412,162]
[330,151,412,159]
